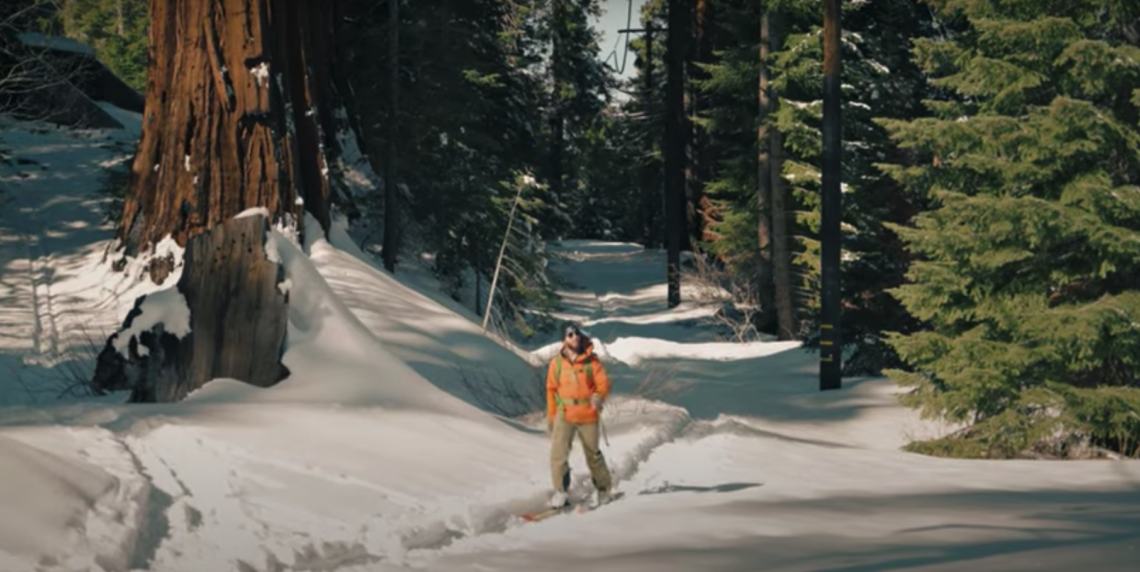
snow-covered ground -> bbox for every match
[1,109,1138,572]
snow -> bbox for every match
[332,106,382,198]
[235,206,271,220]
[250,62,270,86]
[16,32,96,56]
[111,286,192,357]
[1,108,1139,572]
[0,429,148,572]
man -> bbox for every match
[546,321,614,509]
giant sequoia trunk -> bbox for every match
[95,0,354,402]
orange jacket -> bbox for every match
[546,343,611,424]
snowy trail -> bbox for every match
[1,109,1139,572]
[0,115,139,403]
[406,240,1140,572]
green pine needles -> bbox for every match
[879,0,1140,458]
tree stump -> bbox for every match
[93,215,289,402]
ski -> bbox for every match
[520,491,625,522]
[576,490,624,514]
[520,504,575,522]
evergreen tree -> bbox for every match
[879,0,1140,458]
[697,0,929,361]
[343,0,564,338]
[537,0,613,240]
[559,0,670,248]
[57,0,149,91]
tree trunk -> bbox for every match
[684,0,714,254]
[769,12,796,340]
[97,0,350,402]
[117,0,342,267]
[820,0,843,388]
[756,10,776,333]
[664,0,689,308]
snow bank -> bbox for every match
[425,430,1140,572]
[534,337,802,367]
[185,228,495,422]
[0,435,115,561]
[0,429,148,572]
[314,218,544,409]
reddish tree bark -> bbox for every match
[97,0,357,402]
[118,0,346,271]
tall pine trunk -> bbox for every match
[769,12,795,340]
[97,0,351,402]
[755,11,775,333]
[664,0,689,308]
[685,0,715,254]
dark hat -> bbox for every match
[562,321,583,337]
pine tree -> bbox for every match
[697,0,928,356]
[58,0,149,91]
[538,0,612,240]
[342,0,564,337]
[788,0,932,370]
[879,0,1140,458]
[624,0,667,248]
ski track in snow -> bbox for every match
[0,116,141,403]
[100,402,698,571]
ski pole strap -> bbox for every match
[553,356,595,388]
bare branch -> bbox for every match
[0,6,107,126]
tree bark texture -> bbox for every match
[95,216,290,402]
[96,0,354,402]
[768,12,796,340]
[118,0,349,270]
[820,0,843,388]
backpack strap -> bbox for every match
[552,355,596,415]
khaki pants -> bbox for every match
[550,416,612,493]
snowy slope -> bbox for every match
[0,109,1138,572]
[0,111,145,404]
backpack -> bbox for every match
[553,355,595,414]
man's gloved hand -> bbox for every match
[592,394,604,411]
